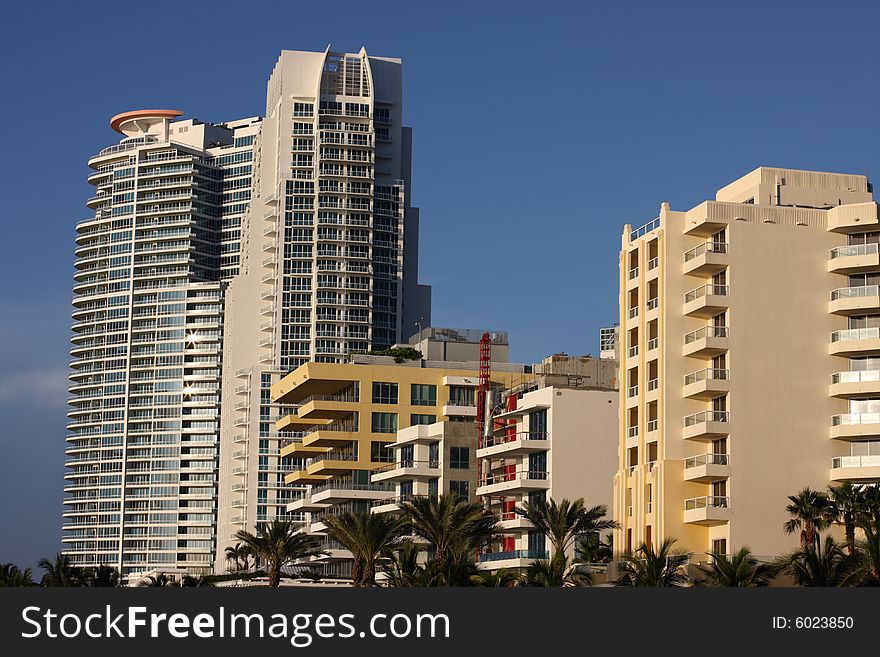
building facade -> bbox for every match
[614,166,878,561]
[477,357,618,570]
[215,48,432,554]
[267,333,524,577]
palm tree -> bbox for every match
[471,567,519,587]
[616,538,691,587]
[576,532,614,564]
[181,574,216,587]
[323,511,408,586]
[783,487,832,547]
[407,550,480,587]
[224,542,253,573]
[0,564,35,587]
[39,553,82,587]
[778,535,862,587]
[520,553,594,587]
[382,539,420,587]
[514,497,618,559]
[827,482,863,556]
[400,494,500,564]
[236,520,323,587]
[858,484,880,530]
[698,547,776,587]
[84,565,119,587]
[138,574,174,587]
[857,522,880,585]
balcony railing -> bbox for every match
[628,346,638,358]
[647,257,659,270]
[831,327,880,343]
[646,298,659,311]
[647,378,659,391]
[832,413,880,426]
[684,411,729,426]
[372,459,440,473]
[684,284,729,303]
[685,496,729,510]
[684,453,729,468]
[684,368,730,386]
[832,370,880,384]
[684,325,729,344]
[832,455,880,469]
[831,285,880,301]
[479,549,549,563]
[482,431,548,447]
[628,385,639,397]
[646,419,658,432]
[479,470,548,486]
[630,217,660,241]
[627,426,638,438]
[628,267,639,280]
[829,243,880,259]
[684,241,727,262]
[647,337,659,351]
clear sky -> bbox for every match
[1,0,878,568]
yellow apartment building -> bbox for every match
[615,166,879,562]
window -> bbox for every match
[411,383,437,407]
[400,480,413,499]
[449,480,469,499]
[428,478,438,497]
[448,386,475,407]
[370,441,393,463]
[371,412,397,433]
[400,445,414,467]
[372,382,398,404]
[712,538,727,556]
[450,446,469,469]
[529,409,547,438]
[410,414,436,426]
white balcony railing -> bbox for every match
[684,325,729,344]
[684,410,729,426]
[831,285,880,301]
[684,368,730,386]
[685,496,729,510]
[684,453,729,468]
[684,241,727,262]
[685,284,729,303]
[831,327,880,343]
[832,370,880,384]
[832,413,880,426]
[829,243,880,259]
[832,455,880,469]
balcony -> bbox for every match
[476,432,551,458]
[477,549,549,570]
[684,496,730,525]
[476,469,550,497]
[829,285,880,315]
[442,404,477,418]
[830,455,880,482]
[683,410,729,441]
[683,284,729,318]
[683,241,728,276]
[830,413,880,441]
[829,327,880,357]
[828,243,880,274]
[683,368,730,399]
[830,370,880,398]
[683,325,729,358]
[826,202,879,234]
[371,459,441,483]
[683,453,730,482]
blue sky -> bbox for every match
[0,0,878,567]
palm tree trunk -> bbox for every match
[846,522,855,556]
[351,559,364,587]
[363,560,376,587]
[269,563,281,588]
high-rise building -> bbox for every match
[65,47,432,577]
[215,47,431,555]
[614,166,878,561]
[65,110,259,576]
[600,324,618,360]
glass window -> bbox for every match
[529,409,547,438]
[449,480,469,499]
[450,446,469,469]
[370,441,394,463]
[428,478,438,497]
[411,383,437,407]
[410,414,436,426]
[371,412,398,433]
[448,386,475,406]
[372,382,398,404]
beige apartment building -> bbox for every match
[615,166,879,561]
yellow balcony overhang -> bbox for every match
[285,471,331,485]
[302,430,359,448]
[279,441,329,458]
[275,414,331,432]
